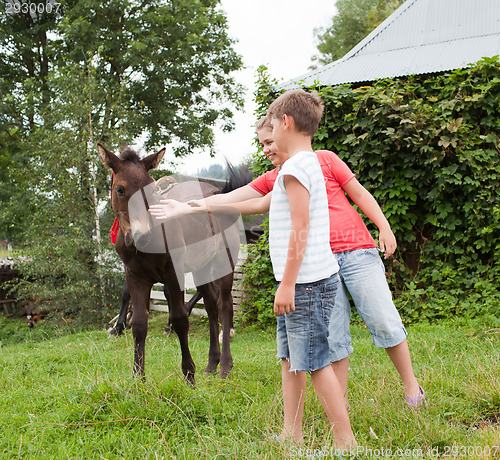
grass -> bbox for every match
[0,313,499,459]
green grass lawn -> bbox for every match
[0,313,498,459]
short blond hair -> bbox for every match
[267,89,324,137]
[255,115,272,133]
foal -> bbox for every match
[98,144,241,384]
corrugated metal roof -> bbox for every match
[277,0,500,90]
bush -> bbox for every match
[240,59,500,327]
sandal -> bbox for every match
[405,384,427,408]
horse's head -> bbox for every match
[98,143,165,249]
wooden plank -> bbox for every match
[150,290,204,304]
[149,303,207,316]
[150,304,170,312]
[149,249,247,311]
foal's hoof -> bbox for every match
[133,373,146,383]
[219,367,232,379]
[184,372,195,387]
[218,328,235,344]
[163,325,174,335]
[204,364,218,375]
[107,321,126,337]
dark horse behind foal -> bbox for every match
[98,143,241,384]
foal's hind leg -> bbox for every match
[217,273,234,378]
[196,281,220,374]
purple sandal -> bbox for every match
[405,385,427,408]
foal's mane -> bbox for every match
[119,146,141,164]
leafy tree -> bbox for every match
[56,0,244,153]
[312,0,405,65]
[0,0,244,320]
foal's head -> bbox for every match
[98,143,165,248]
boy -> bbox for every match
[149,90,357,448]
[266,89,355,448]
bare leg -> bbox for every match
[280,359,306,444]
[310,365,356,450]
[330,356,349,405]
[385,340,420,397]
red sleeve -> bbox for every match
[316,150,355,187]
[248,168,279,195]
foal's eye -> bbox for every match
[116,185,125,196]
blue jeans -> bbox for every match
[276,275,339,372]
[329,248,408,362]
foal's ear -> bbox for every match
[97,143,120,170]
[143,147,166,171]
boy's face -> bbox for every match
[270,116,285,151]
[257,127,289,166]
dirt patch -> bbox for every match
[478,412,500,427]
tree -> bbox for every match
[312,0,405,66]
[0,0,244,320]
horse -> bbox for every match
[107,162,261,338]
[98,143,242,384]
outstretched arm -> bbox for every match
[192,184,263,207]
[148,192,272,220]
[228,193,271,215]
[342,178,396,258]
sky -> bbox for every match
[164,0,338,175]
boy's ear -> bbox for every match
[282,114,294,130]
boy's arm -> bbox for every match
[274,175,309,316]
[342,178,396,258]
[149,186,268,220]
[225,193,271,215]
[192,184,263,207]
[149,193,271,221]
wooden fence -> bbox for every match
[149,250,247,314]
[0,260,18,315]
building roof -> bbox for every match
[277,0,500,90]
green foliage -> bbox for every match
[240,220,277,328]
[241,59,500,327]
[313,0,405,65]
[0,0,244,321]
[56,0,244,153]
[315,57,500,322]
[250,66,279,178]
[9,63,124,321]
[238,67,279,328]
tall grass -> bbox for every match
[0,314,498,459]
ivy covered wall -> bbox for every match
[241,58,500,327]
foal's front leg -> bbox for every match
[109,279,131,337]
[126,274,151,378]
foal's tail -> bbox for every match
[218,161,264,244]
[219,161,253,194]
